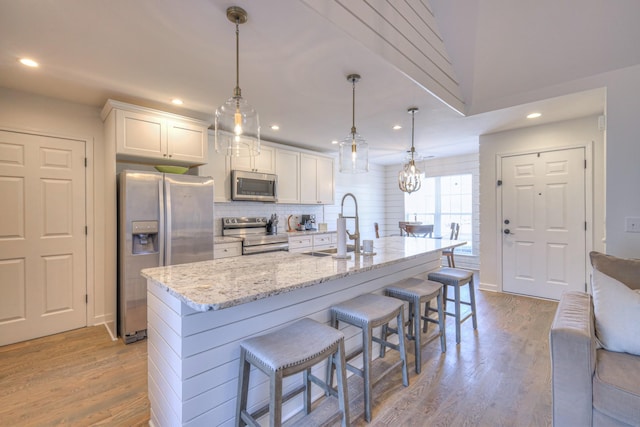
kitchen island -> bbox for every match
[142,236,465,427]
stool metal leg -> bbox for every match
[396,309,409,387]
[412,298,422,374]
[469,277,478,329]
[455,283,462,344]
[236,348,250,427]
[363,323,373,422]
[270,370,283,427]
[335,340,350,427]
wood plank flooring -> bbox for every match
[0,288,557,426]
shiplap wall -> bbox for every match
[384,153,480,270]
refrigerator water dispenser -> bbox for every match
[132,221,159,254]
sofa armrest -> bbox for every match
[549,291,597,426]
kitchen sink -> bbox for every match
[302,245,357,256]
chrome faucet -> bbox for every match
[340,192,360,254]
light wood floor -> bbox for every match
[0,289,557,426]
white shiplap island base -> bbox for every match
[142,236,465,427]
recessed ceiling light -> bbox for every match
[392,125,402,130]
[331,140,339,145]
[19,58,39,67]
[171,98,184,105]
[270,125,280,131]
[527,112,542,119]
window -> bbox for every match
[404,173,473,255]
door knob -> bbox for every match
[504,229,512,235]
[504,219,510,225]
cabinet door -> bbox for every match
[167,120,208,164]
[300,154,319,204]
[231,145,275,173]
[253,145,275,173]
[200,131,231,202]
[116,109,166,160]
[275,148,300,204]
[300,153,334,204]
[316,156,335,204]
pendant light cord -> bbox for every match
[234,19,241,98]
[410,109,415,160]
[351,77,356,136]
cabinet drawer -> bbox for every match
[288,235,313,250]
[214,242,242,259]
[313,234,332,246]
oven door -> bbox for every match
[243,242,289,255]
[231,170,277,202]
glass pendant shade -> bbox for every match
[398,107,423,193]
[339,132,369,173]
[215,96,260,157]
[215,6,260,157]
[339,74,369,173]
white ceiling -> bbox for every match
[1,0,634,165]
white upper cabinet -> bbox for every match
[200,130,231,203]
[102,99,209,165]
[300,153,335,205]
[275,148,300,204]
[230,145,275,174]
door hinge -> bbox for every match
[585,282,588,292]
[497,180,502,186]
[85,225,88,235]
[584,159,587,169]
[84,157,88,167]
[85,294,88,304]
[585,221,587,231]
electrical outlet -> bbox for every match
[625,217,640,233]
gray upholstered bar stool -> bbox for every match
[427,267,478,344]
[236,318,349,427]
[384,277,446,373]
[327,293,409,423]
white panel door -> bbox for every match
[0,130,86,345]
[501,148,586,300]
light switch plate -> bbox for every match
[625,217,640,232]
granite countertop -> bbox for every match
[141,236,466,312]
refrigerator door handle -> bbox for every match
[164,178,172,265]
[158,179,166,266]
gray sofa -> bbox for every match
[549,252,640,426]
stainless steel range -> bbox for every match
[222,217,289,255]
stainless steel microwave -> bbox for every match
[231,170,278,202]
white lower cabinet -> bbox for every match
[214,242,242,259]
[288,233,336,253]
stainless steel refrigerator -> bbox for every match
[118,170,214,343]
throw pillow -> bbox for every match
[592,269,640,356]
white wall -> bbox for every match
[479,115,605,291]
[0,87,109,326]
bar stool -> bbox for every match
[236,318,349,427]
[384,277,446,374]
[427,267,478,344]
[327,293,409,423]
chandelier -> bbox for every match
[398,107,423,193]
[215,6,260,157]
[339,74,369,173]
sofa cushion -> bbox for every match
[591,269,640,355]
[590,251,640,290]
[593,349,640,425]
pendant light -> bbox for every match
[215,6,260,157]
[339,74,369,173]
[398,107,423,193]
